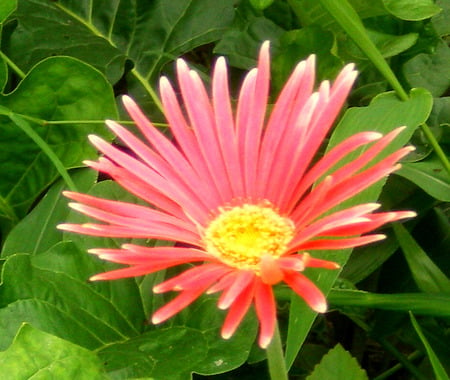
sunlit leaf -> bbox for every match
[0,57,116,231]
[383,0,442,21]
[0,324,107,380]
[306,344,368,380]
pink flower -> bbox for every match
[58,42,415,348]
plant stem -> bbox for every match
[266,321,289,380]
[0,50,25,79]
[377,337,427,380]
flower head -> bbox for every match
[59,42,415,348]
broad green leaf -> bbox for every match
[0,246,144,350]
[272,26,343,92]
[98,298,257,379]
[403,41,450,97]
[0,324,107,380]
[432,0,450,36]
[344,30,419,59]
[1,169,96,257]
[329,289,450,316]
[250,0,275,10]
[6,0,235,103]
[214,0,284,70]
[428,97,450,128]
[383,0,442,21]
[285,88,433,368]
[306,344,368,380]
[393,224,450,294]
[99,327,207,380]
[397,154,450,201]
[0,0,16,22]
[0,57,116,231]
[410,313,450,380]
[182,298,257,376]
[288,0,387,29]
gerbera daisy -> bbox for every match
[58,42,415,348]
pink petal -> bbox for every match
[283,271,327,313]
[218,270,255,310]
[254,281,276,348]
[221,281,255,340]
[294,234,387,251]
[85,158,184,218]
[257,55,316,199]
[176,59,233,203]
[212,56,244,198]
[153,264,229,293]
[152,285,214,324]
[291,131,383,205]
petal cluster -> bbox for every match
[59,42,414,348]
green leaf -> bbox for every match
[288,0,387,29]
[403,41,450,97]
[7,0,235,102]
[0,0,16,23]
[393,224,450,294]
[250,0,275,10]
[98,298,256,379]
[285,88,433,369]
[0,324,107,380]
[345,30,419,59]
[383,0,442,21]
[1,169,97,258]
[0,246,144,350]
[329,289,450,316]
[397,154,450,201]
[0,56,116,231]
[306,344,368,380]
[432,0,450,37]
[214,1,284,70]
[99,327,207,380]
[410,313,450,380]
[272,26,343,91]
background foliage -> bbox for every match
[0,0,449,379]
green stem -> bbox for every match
[377,337,427,380]
[16,113,168,128]
[266,321,289,380]
[131,68,164,114]
[374,350,423,380]
[0,50,26,79]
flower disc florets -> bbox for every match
[203,203,295,271]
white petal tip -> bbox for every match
[221,331,232,340]
[259,336,272,349]
[151,316,162,324]
[314,302,328,313]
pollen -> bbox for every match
[203,203,295,271]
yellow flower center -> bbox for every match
[203,204,295,271]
